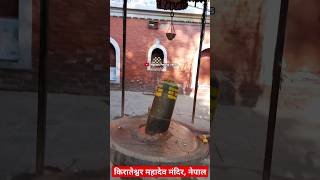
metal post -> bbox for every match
[121,0,127,117]
[262,0,289,179]
[36,0,48,175]
[191,0,208,124]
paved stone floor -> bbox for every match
[0,90,209,180]
[0,91,108,180]
[110,90,210,131]
[1,87,320,180]
[213,86,320,180]
[109,91,210,180]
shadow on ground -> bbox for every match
[0,91,108,180]
[212,91,320,180]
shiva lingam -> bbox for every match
[110,80,209,166]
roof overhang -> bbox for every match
[110,7,210,24]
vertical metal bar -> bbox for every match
[192,0,208,124]
[121,0,127,117]
[262,0,289,179]
[36,0,48,175]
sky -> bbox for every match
[110,0,210,15]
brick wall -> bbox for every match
[0,0,266,106]
[212,0,264,106]
[46,0,108,95]
[110,17,210,93]
[111,2,266,107]
[0,0,108,96]
[1,0,318,107]
[0,0,18,18]
[284,0,320,74]
[212,0,320,107]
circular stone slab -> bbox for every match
[110,115,209,166]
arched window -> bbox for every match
[110,43,117,81]
[151,48,164,65]
[110,37,120,83]
[147,39,167,71]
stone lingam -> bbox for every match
[110,80,209,166]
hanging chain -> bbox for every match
[170,10,174,19]
[170,10,175,33]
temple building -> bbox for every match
[110,1,210,95]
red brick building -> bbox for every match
[110,6,210,94]
[1,0,319,108]
[0,0,210,96]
